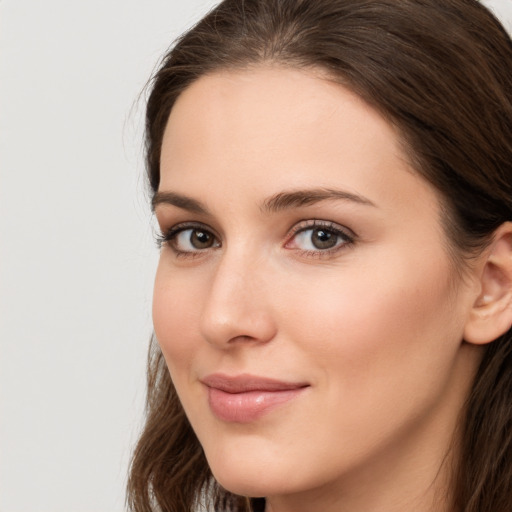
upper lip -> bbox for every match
[201,373,310,393]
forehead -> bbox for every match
[159,66,433,214]
[162,66,401,162]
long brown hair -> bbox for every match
[127,1,512,511]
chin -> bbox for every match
[208,459,298,498]
[214,473,268,498]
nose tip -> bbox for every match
[201,309,277,347]
[199,259,277,348]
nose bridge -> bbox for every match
[200,244,276,347]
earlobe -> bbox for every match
[464,222,512,345]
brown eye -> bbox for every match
[170,227,220,253]
[287,222,354,255]
[311,228,337,249]
[190,229,214,249]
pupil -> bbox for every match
[312,229,337,249]
[191,230,212,248]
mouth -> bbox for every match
[201,373,310,423]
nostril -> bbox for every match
[200,305,277,348]
[227,334,259,344]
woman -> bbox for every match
[128,1,512,511]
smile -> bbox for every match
[201,374,310,423]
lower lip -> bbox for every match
[207,387,306,423]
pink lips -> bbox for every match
[202,374,309,423]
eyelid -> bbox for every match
[286,219,355,239]
[156,221,220,254]
[155,218,356,259]
[284,219,356,255]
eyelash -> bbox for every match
[285,220,355,258]
[155,222,218,259]
[156,220,355,259]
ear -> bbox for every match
[464,222,512,345]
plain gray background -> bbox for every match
[1,1,511,511]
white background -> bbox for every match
[1,1,511,511]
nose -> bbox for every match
[199,250,277,348]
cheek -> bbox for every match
[278,248,462,401]
[152,263,202,373]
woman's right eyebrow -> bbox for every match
[152,191,210,214]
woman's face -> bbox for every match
[153,67,482,508]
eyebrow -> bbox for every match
[261,188,376,213]
[152,191,210,214]
[152,187,376,214]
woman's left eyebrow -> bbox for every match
[260,188,377,213]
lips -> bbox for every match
[201,373,309,423]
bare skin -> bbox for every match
[152,66,511,512]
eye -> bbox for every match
[285,221,354,255]
[175,228,216,250]
[158,223,220,255]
